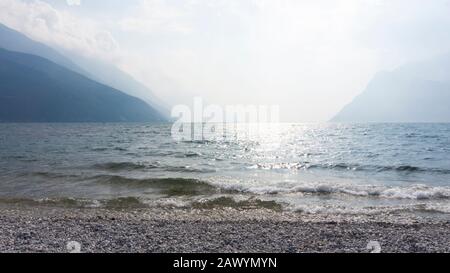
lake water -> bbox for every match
[0,123,449,217]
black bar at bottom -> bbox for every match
[0,253,446,272]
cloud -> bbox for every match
[66,0,81,6]
[0,0,117,60]
[118,0,194,35]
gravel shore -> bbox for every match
[0,206,449,253]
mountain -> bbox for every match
[0,24,85,75]
[332,54,450,123]
[0,48,165,122]
[65,53,170,117]
[0,23,169,118]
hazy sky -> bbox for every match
[1,0,450,121]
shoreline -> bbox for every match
[0,205,449,253]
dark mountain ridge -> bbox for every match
[0,48,165,122]
[0,23,169,118]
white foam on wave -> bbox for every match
[210,178,450,200]
[420,203,450,213]
[377,185,450,200]
[289,203,450,215]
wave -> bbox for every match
[249,162,450,175]
[216,181,450,200]
[91,173,450,201]
[1,195,448,215]
[291,203,450,215]
[22,171,450,201]
[93,162,150,171]
[92,161,215,173]
[298,184,450,200]
[92,175,220,196]
[0,197,101,208]
[0,195,284,211]
[174,152,203,158]
[372,186,450,200]
[102,197,148,208]
[192,197,283,211]
[32,172,81,180]
[0,197,147,209]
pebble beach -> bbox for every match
[0,206,448,253]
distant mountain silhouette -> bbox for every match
[0,23,169,118]
[0,48,165,122]
[332,54,450,122]
[66,53,170,117]
[0,24,85,75]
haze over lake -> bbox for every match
[1,0,450,254]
